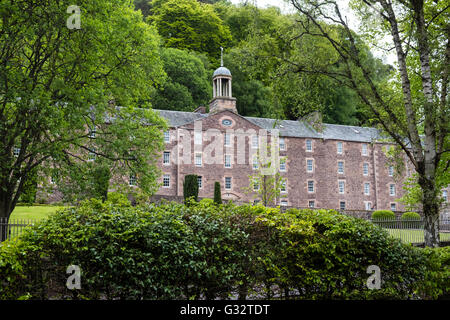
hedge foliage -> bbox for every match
[371,210,395,220]
[401,212,421,220]
[0,199,448,300]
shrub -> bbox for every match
[183,174,198,204]
[372,210,395,220]
[0,201,444,300]
[371,210,396,228]
[416,247,450,299]
[213,182,222,205]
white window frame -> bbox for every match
[362,143,368,156]
[163,151,170,165]
[306,159,314,173]
[279,137,286,151]
[363,163,369,176]
[391,203,397,211]
[164,130,170,143]
[307,180,314,193]
[280,200,288,206]
[338,180,345,194]
[308,200,315,208]
[194,131,202,145]
[224,133,231,147]
[13,147,20,157]
[195,153,202,167]
[253,180,259,191]
[338,161,344,174]
[280,158,287,172]
[197,176,202,189]
[252,156,259,170]
[390,184,396,196]
[225,177,232,190]
[280,180,287,193]
[224,154,232,168]
[339,201,346,211]
[388,166,394,176]
[306,139,312,152]
[252,135,259,149]
[129,174,137,187]
[162,174,170,188]
[443,190,448,202]
[365,201,372,210]
[337,141,343,154]
[364,183,370,195]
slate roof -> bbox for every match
[155,109,389,143]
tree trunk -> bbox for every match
[420,177,441,247]
[0,197,13,242]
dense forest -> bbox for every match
[134,0,392,125]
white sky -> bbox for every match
[229,0,397,65]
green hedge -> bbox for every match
[372,210,395,219]
[0,199,447,300]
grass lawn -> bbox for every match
[387,229,450,244]
[9,205,65,221]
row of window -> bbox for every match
[163,151,395,178]
[163,131,375,155]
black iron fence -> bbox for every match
[0,218,36,243]
[371,217,450,244]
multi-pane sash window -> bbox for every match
[224,133,231,146]
[197,176,202,189]
[280,180,287,193]
[253,180,259,191]
[338,161,344,174]
[337,142,343,154]
[308,180,314,193]
[391,203,397,211]
[363,163,369,176]
[280,137,286,151]
[364,183,370,195]
[362,144,368,156]
[13,147,20,157]
[340,201,346,210]
[129,174,137,186]
[280,158,286,172]
[163,174,170,188]
[307,159,313,173]
[194,131,202,145]
[306,139,312,152]
[444,190,448,202]
[252,135,259,149]
[225,177,232,190]
[338,180,345,194]
[388,166,394,176]
[195,153,202,167]
[253,156,259,170]
[224,154,231,168]
[309,201,315,208]
[390,184,396,196]
[163,151,170,165]
[164,131,170,143]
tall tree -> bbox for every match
[151,48,211,111]
[289,0,449,247]
[0,0,167,237]
[148,0,232,61]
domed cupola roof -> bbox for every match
[213,66,232,77]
